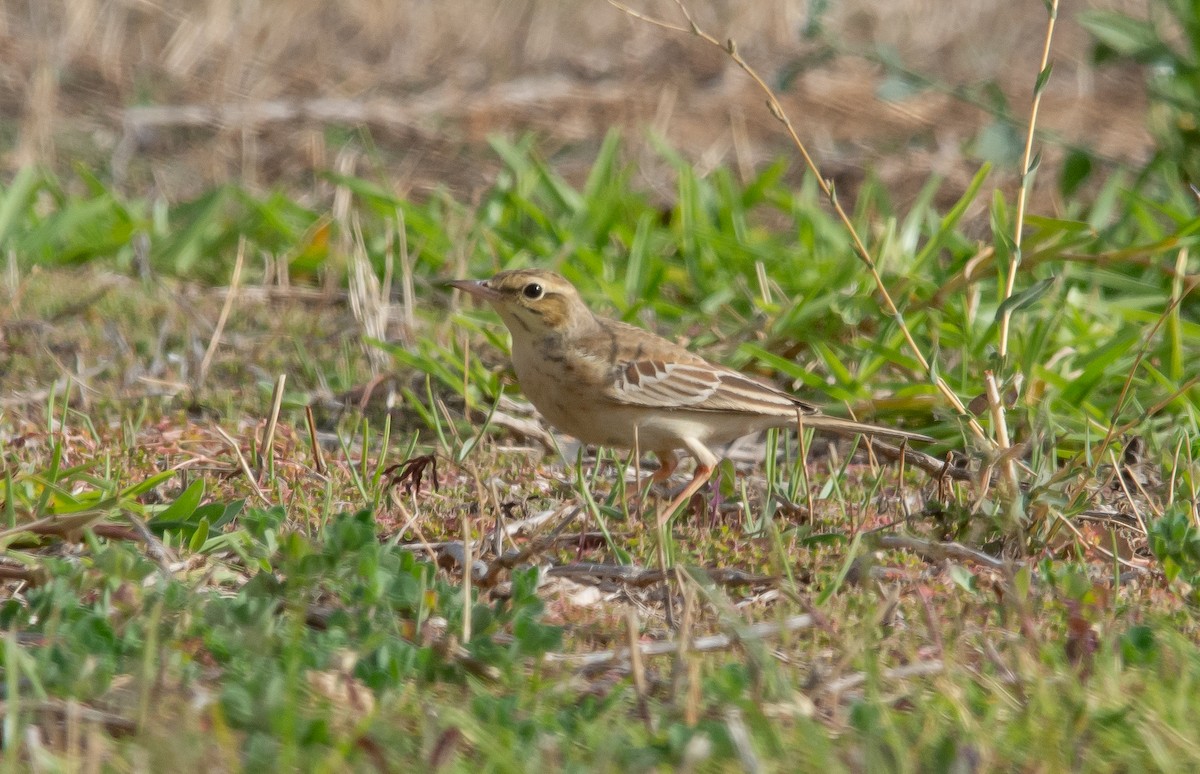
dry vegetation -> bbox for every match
[3,0,1153,205]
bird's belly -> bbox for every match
[522,383,777,454]
[512,350,785,451]
[632,411,781,450]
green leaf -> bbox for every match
[188,518,211,553]
[1079,11,1164,60]
[995,277,1056,321]
[153,479,205,524]
[121,470,177,499]
[913,164,991,269]
[209,499,247,530]
[0,166,43,248]
[1120,625,1157,666]
[1034,63,1054,93]
[1060,325,1142,405]
[1026,150,1042,179]
[1059,150,1094,198]
[973,121,1022,166]
[948,564,977,594]
[322,172,404,212]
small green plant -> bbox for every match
[1082,0,1200,186]
[1148,502,1200,591]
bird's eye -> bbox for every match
[522,283,544,300]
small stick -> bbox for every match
[872,533,1006,571]
[626,608,652,732]
[462,509,473,645]
[820,659,945,695]
[984,370,1019,501]
[258,373,286,475]
[304,404,326,475]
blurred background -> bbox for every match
[1,0,1155,210]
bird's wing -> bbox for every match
[576,316,817,415]
[606,358,818,416]
[579,319,928,441]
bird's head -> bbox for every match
[448,269,592,339]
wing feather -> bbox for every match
[606,359,818,416]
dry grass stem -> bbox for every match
[197,236,245,389]
[213,425,271,506]
[984,370,1019,499]
[258,373,286,475]
[347,214,393,375]
[872,534,1006,571]
[609,0,990,446]
[304,404,327,476]
[999,0,1060,357]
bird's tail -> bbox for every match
[798,414,932,443]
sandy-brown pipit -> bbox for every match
[449,269,929,518]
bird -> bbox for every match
[448,269,930,521]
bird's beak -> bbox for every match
[447,279,501,301]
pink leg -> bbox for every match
[655,440,718,527]
[626,450,678,514]
[655,463,714,528]
[649,450,678,483]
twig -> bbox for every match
[499,507,563,536]
[485,409,557,452]
[1056,273,1199,497]
[547,563,771,588]
[305,404,326,475]
[257,373,286,475]
[478,506,581,585]
[547,613,816,669]
[820,659,945,695]
[426,506,582,587]
[860,437,973,482]
[725,708,762,774]
[1050,514,1152,572]
[984,371,1019,500]
[1108,448,1150,536]
[120,80,627,137]
[871,533,1007,571]
[347,212,391,374]
[461,508,473,644]
[18,700,138,737]
[387,496,440,565]
[395,207,416,344]
[0,561,46,584]
[627,608,652,731]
